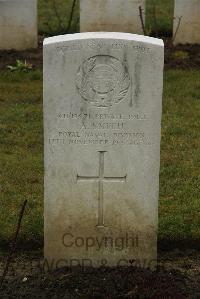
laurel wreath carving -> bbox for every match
[76,55,130,107]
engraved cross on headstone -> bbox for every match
[77,151,127,227]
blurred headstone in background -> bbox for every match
[173,0,200,45]
[80,0,145,34]
[0,0,37,50]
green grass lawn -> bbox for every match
[0,69,199,250]
[38,0,174,36]
[0,71,43,247]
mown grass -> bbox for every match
[0,71,43,247]
[0,69,199,249]
[160,70,200,247]
[38,0,174,36]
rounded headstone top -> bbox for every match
[43,32,164,47]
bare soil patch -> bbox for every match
[0,250,199,298]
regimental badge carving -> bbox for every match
[76,55,130,107]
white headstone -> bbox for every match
[44,32,164,269]
[80,0,145,34]
[0,0,37,50]
[173,0,200,45]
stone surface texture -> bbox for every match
[44,32,164,269]
[173,0,200,45]
[80,0,145,34]
[0,0,37,50]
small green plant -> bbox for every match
[173,51,189,60]
[7,60,33,72]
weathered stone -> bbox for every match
[44,32,164,269]
[173,0,200,45]
[0,0,37,50]
[80,0,145,34]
